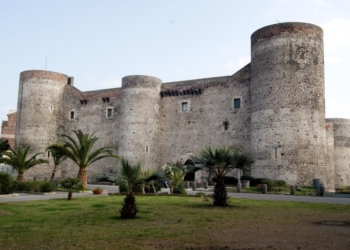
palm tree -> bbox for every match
[0,139,10,156]
[0,146,49,181]
[47,130,119,188]
[118,157,141,219]
[48,144,68,182]
[60,177,83,200]
[189,146,254,206]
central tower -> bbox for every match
[118,75,162,168]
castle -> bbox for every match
[4,22,350,189]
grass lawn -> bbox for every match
[226,186,318,196]
[1,195,350,250]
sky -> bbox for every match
[1,0,350,131]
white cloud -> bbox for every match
[322,19,350,52]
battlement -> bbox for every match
[251,22,323,46]
[20,70,68,82]
[122,75,162,89]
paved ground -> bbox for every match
[1,184,350,204]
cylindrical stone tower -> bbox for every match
[118,75,162,168]
[249,22,330,187]
[15,70,68,178]
[326,118,350,187]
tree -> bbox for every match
[118,157,141,219]
[59,177,83,200]
[188,146,254,207]
[0,139,10,156]
[48,144,68,182]
[47,130,119,188]
[0,146,49,181]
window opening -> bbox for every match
[47,151,50,158]
[107,108,113,118]
[275,148,278,158]
[182,102,188,111]
[70,111,75,119]
[234,99,241,108]
[223,120,229,131]
[146,145,148,153]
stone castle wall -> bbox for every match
[1,111,17,149]
[10,22,350,188]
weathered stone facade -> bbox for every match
[11,22,350,189]
[1,110,16,149]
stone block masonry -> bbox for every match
[9,22,350,189]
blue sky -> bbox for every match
[1,0,350,130]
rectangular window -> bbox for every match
[47,151,50,158]
[234,99,241,108]
[182,102,188,111]
[107,108,113,117]
[70,111,75,119]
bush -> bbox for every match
[241,176,266,186]
[144,180,162,193]
[173,182,186,194]
[118,180,128,193]
[132,179,144,193]
[0,172,14,194]
[14,181,55,193]
[40,182,56,192]
[261,179,287,191]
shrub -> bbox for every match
[241,176,266,186]
[40,181,56,192]
[0,172,14,194]
[118,180,128,193]
[14,181,55,193]
[261,179,287,191]
[261,180,274,191]
[173,182,186,194]
[132,179,144,193]
[144,180,162,193]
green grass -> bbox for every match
[226,186,318,195]
[0,196,350,249]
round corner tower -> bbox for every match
[326,118,350,187]
[15,70,68,178]
[249,22,330,187]
[118,75,162,168]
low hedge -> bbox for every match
[14,181,56,193]
[0,172,14,194]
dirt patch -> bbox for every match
[0,210,12,216]
[314,221,350,227]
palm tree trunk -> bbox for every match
[77,168,87,188]
[68,191,72,200]
[213,176,228,206]
[50,164,57,182]
[16,174,25,182]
